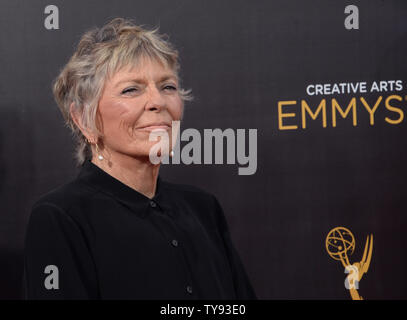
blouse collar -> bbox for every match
[77,160,170,218]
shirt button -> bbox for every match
[150,200,157,208]
[171,239,178,247]
[186,285,193,294]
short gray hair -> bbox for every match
[52,17,192,165]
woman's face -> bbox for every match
[96,56,183,162]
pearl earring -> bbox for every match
[170,150,174,157]
[95,143,104,161]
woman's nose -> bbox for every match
[145,85,166,111]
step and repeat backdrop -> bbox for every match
[0,0,406,299]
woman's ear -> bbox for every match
[70,102,94,143]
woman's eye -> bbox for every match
[163,85,177,91]
[121,87,138,94]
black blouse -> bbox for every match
[23,160,257,300]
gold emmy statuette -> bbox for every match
[325,227,373,300]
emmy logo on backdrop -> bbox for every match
[325,227,373,300]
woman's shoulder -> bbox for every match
[160,179,220,206]
[161,181,214,197]
[24,179,97,239]
[159,180,226,231]
[31,177,97,215]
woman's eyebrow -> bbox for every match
[114,74,178,88]
[157,75,178,83]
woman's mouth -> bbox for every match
[135,124,171,132]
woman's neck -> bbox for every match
[91,153,161,199]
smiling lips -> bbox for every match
[136,122,171,132]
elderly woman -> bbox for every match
[23,18,256,300]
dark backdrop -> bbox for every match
[0,0,406,299]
